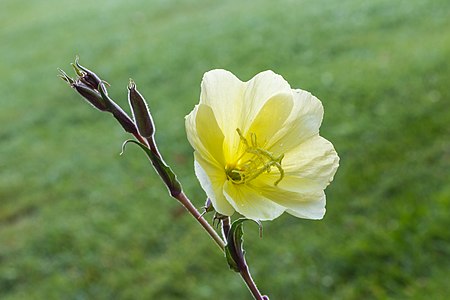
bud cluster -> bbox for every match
[59,57,180,196]
[58,58,111,112]
[59,57,155,137]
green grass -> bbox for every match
[1,0,449,299]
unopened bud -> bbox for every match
[72,82,110,111]
[128,80,155,138]
[59,58,138,135]
[72,57,105,93]
[203,198,214,213]
[59,68,110,112]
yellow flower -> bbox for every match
[185,70,339,221]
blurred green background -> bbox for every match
[1,0,449,299]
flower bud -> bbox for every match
[72,57,105,93]
[59,58,139,135]
[72,82,110,111]
[58,68,110,112]
[128,80,155,138]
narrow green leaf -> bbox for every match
[224,218,261,272]
[121,140,182,196]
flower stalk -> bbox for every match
[240,265,269,300]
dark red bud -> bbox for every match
[128,80,155,138]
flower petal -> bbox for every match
[249,181,327,220]
[284,192,326,220]
[262,135,339,193]
[240,71,292,133]
[200,69,245,142]
[247,92,293,150]
[195,104,226,165]
[268,89,324,153]
[185,105,201,149]
[223,181,285,221]
[185,104,225,166]
[194,152,235,216]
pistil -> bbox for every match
[225,129,284,186]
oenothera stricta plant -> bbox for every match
[59,58,339,300]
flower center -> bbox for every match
[225,128,284,186]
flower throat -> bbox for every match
[225,128,284,186]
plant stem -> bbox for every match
[143,132,265,298]
[142,136,225,251]
[175,192,225,251]
[133,133,150,148]
[240,264,268,300]
[146,136,162,160]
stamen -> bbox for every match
[225,129,285,186]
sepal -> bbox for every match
[224,218,262,272]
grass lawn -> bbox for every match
[1,0,449,299]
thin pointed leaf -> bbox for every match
[121,140,182,196]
